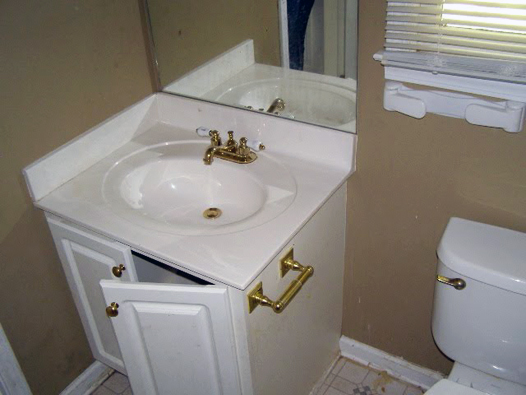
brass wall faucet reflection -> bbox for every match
[266,98,286,114]
[196,128,265,165]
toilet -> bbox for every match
[425,217,526,395]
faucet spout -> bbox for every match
[203,146,218,165]
[266,98,285,114]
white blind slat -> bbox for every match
[387,14,442,24]
[386,41,526,61]
[386,5,442,15]
[396,0,444,5]
[399,0,443,3]
[386,23,526,42]
[386,31,526,54]
[443,10,526,21]
[444,0,526,9]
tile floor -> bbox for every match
[91,371,131,395]
[90,357,425,395]
[316,357,425,395]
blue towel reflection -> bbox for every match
[287,0,315,70]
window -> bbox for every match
[375,0,526,101]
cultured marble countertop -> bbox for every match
[26,93,356,290]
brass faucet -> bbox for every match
[203,131,264,165]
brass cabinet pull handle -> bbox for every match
[106,302,119,318]
[248,251,314,314]
[112,264,126,278]
[437,275,466,290]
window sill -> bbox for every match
[373,52,526,103]
[373,53,526,132]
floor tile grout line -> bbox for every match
[332,358,346,376]
[332,374,359,387]
[101,383,131,395]
[101,385,130,395]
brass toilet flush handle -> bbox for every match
[437,275,466,290]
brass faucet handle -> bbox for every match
[225,131,237,149]
[210,130,221,146]
[238,137,250,155]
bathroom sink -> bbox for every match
[26,93,356,288]
[213,78,356,129]
[102,141,296,235]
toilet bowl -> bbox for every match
[425,218,526,395]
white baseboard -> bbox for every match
[339,336,445,390]
[60,361,113,395]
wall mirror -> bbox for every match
[144,0,358,133]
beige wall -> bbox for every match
[0,1,153,393]
[147,0,281,87]
[344,1,526,374]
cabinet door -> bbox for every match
[47,215,138,373]
[100,280,242,395]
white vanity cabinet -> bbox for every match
[23,92,355,395]
[46,185,346,395]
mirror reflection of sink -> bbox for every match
[102,141,296,236]
[212,78,356,130]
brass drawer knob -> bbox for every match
[105,302,119,318]
[112,264,126,278]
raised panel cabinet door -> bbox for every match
[100,281,242,395]
[46,215,138,373]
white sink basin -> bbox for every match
[102,141,296,235]
[213,78,356,130]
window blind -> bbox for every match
[382,0,526,83]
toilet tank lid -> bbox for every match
[437,217,526,296]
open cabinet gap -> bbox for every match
[131,251,212,286]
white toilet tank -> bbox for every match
[432,218,526,388]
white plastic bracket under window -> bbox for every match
[384,81,525,133]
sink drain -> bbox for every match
[203,207,222,220]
